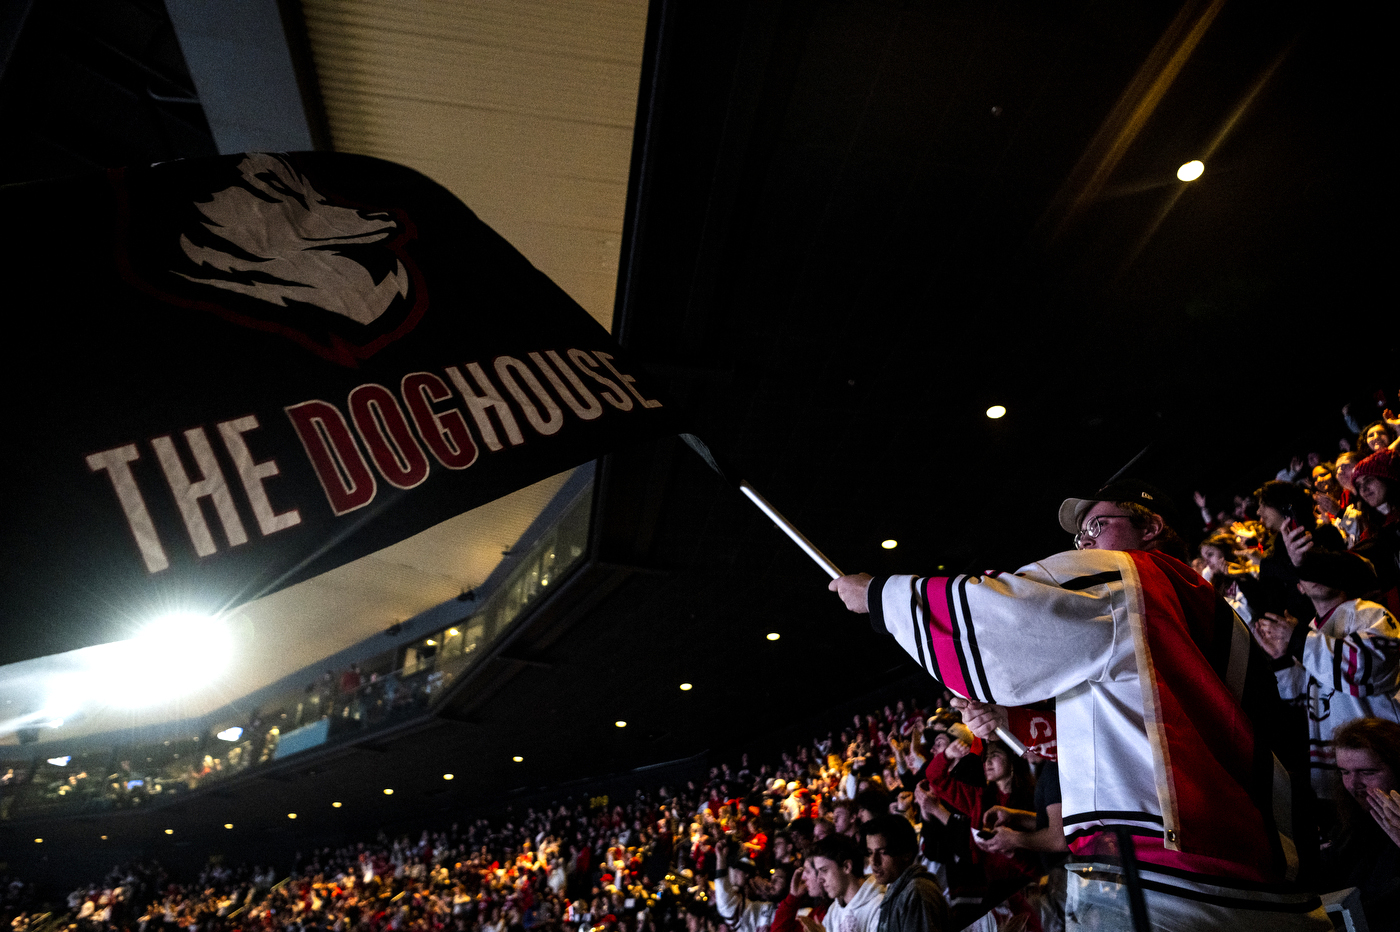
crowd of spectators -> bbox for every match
[9,693,1068,932]
[8,395,1400,932]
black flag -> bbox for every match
[0,152,670,664]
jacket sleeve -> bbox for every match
[869,551,1124,705]
[924,751,981,820]
[1297,601,1400,697]
[769,895,802,932]
[892,879,950,932]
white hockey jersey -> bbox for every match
[870,548,1331,929]
[1273,598,1400,798]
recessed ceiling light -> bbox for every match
[164,829,174,835]
[332,801,343,808]
[513,755,524,762]
[615,720,627,728]
[1177,160,1204,181]
[881,540,897,550]
[100,835,108,840]
[287,813,297,819]
[679,683,692,691]
[766,632,780,641]
[443,773,455,780]
[383,788,394,795]
[34,838,42,844]
[986,405,1006,419]
[224,823,234,829]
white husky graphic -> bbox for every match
[175,153,408,325]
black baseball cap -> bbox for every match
[1296,550,1378,595]
[1058,479,1180,534]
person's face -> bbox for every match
[1201,545,1229,574]
[1365,425,1391,452]
[1312,465,1339,496]
[1077,502,1148,552]
[983,751,1010,784]
[1336,747,1396,815]
[1257,503,1285,533]
[931,733,951,756]
[864,834,907,886]
[1356,475,1389,509]
[800,859,819,894]
[772,837,791,862]
[769,868,789,897]
[810,857,847,900]
[856,807,877,824]
[1297,579,1340,601]
[832,808,852,833]
[1338,460,1357,492]
[727,868,747,890]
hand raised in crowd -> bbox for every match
[828,573,873,613]
[950,697,1008,740]
[1280,521,1314,566]
[1370,788,1400,848]
[789,863,808,899]
[914,780,951,825]
[1252,612,1299,660]
[1316,492,1342,517]
[944,738,971,760]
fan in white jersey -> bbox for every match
[829,479,1334,931]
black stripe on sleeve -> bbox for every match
[1062,810,1165,826]
[867,575,890,637]
[917,579,945,684]
[1060,571,1123,591]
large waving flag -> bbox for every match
[1,152,669,664]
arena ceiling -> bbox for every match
[1,0,1392,878]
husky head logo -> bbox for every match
[117,152,429,366]
[176,154,408,326]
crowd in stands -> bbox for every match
[7,396,1400,932]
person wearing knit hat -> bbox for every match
[1253,549,1400,803]
[1352,448,1400,506]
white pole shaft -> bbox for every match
[738,481,843,579]
[737,479,1025,756]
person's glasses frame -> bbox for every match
[1074,513,1134,550]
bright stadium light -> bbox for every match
[986,405,1006,419]
[216,727,243,742]
[106,611,234,707]
[47,756,71,767]
[1177,160,1204,181]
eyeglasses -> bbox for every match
[1074,514,1133,549]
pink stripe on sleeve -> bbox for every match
[922,577,970,697]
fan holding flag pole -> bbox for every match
[681,430,1330,931]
